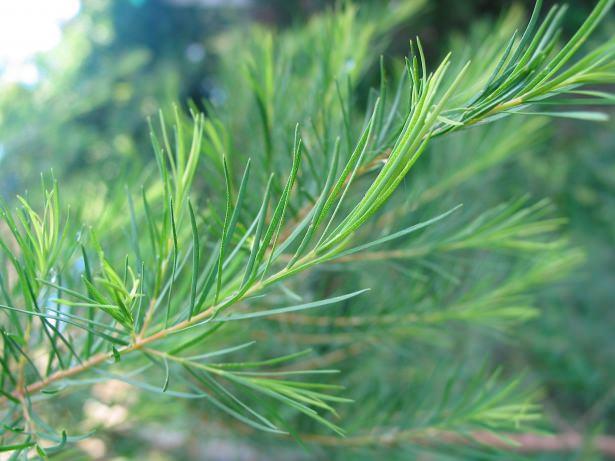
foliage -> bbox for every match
[0,0,614,459]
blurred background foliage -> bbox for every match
[0,0,613,459]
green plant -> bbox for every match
[1,1,614,458]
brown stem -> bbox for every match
[8,297,219,399]
[301,429,615,456]
[473,431,615,456]
[5,260,299,401]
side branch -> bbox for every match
[301,429,615,456]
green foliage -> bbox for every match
[0,1,614,459]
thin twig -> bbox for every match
[300,428,615,456]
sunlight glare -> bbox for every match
[0,0,81,84]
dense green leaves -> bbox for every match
[0,1,614,457]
